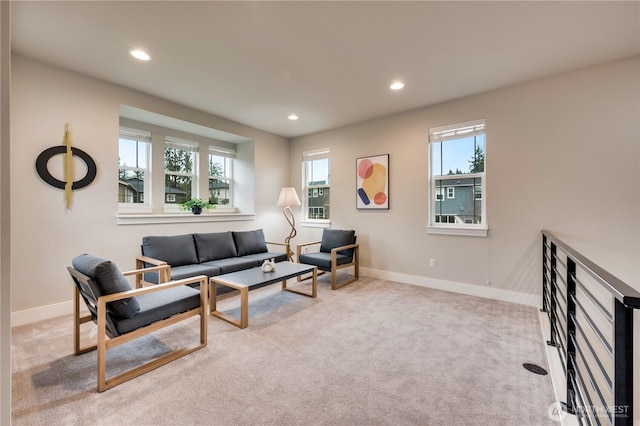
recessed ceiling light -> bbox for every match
[390,81,405,90]
[130,50,151,61]
[288,114,299,121]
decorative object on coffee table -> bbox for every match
[261,258,276,272]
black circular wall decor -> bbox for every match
[35,145,97,190]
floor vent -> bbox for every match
[522,363,548,375]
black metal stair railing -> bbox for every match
[542,230,640,426]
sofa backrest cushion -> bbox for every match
[194,232,238,263]
[142,234,198,267]
[320,229,357,258]
[232,229,268,256]
[71,254,140,319]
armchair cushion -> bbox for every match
[142,234,198,267]
[298,252,353,271]
[232,229,268,256]
[71,254,140,319]
[114,285,201,335]
[320,229,356,258]
[194,231,237,263]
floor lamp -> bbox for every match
[277,187,301,261]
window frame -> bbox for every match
[428,119,487,237]
[208,146,235,208]
[447,187,455,199]
[163,137,199,212]
[302,148,331,225]
[118,127,152,213]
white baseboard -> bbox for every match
[12,300,73,327]
[12,268,539,327]
[361,267,540,307]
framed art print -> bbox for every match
[356,154,389,210]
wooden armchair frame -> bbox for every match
[296,241,360,290]
[69,263,208,392]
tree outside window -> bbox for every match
[164,140,197,204]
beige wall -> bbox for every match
[290,57,640,300]
[10,55,291,320]
[291,57,640,418]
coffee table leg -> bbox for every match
[209,280,217,315]
[311,267,317,298]
[210,278,250,329]
[239,286,249,329]
[282,267,318,298]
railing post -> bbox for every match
[547,242,559,347]
[542,234,548,313]
[613,299,633,425]
[565,258,577,415]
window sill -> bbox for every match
[117,212,255,225]
[427,226,488,237]
[301,220,331,229]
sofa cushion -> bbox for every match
[142,234,198,267]
[242,252,288,265]
[143,264,221,284]
[194,232,238,263]
[71,254,140,319]
[201,257,259,274]
[320,229,356,258]
[115,286,201,335]
[232,229,268,256]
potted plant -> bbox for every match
[179,198,215,215]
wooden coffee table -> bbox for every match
[209,261,317,329]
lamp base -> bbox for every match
[283,206,297,261]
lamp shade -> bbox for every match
[277,187,301,207]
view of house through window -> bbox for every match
[303,149,330,220]
[208,147,234,206]
[118,127,151,206]
[429,119,486,234]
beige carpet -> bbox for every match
[12,276,555,425]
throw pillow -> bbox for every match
[72,254,140,319]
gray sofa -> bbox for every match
[136,229,288,290]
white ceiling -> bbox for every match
[11,1,640,139]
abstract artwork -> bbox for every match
[356,154,389,210]
[35,123,97,210]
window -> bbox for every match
[117,107,254,223]
[208,147,235,206]
[429,119,487,236]
[447,187,455,199]
[302,148,330,221]
[164,137,198,205]
[118,127,151,207]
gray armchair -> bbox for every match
[296,229,359,289]
[68,254,207,392]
